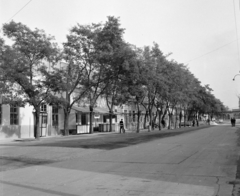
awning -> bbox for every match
[72,105,90,113]
[72,105,110,114]
[93,107,109,114]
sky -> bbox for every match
[0,0,240,109]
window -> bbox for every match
[103,115,107,123]
[52,105,58,126]
[113,114,117,123]
[10,105,19,125]
[40,103,47,112]
[42,115,48,124]
[81,114,87,125]
[129,111,132,122]
[0,104,2,125]
[76,112,81,124]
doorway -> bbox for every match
[40,115,47,137]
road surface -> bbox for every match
[0,125,239,196]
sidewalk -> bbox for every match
[0,124,213,146]
[1,121,238,145]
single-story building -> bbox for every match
[0,102,123,140]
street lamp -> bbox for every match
[233,74,240,81]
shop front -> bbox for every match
[72,105,114,134]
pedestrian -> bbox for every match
[119,119,125,133]
[161,119,166,128]
[233,118,236,127]
[231,118,233,127]
[192,119,195,127]
[196,119,199,127]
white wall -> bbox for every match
[19,104,34,138]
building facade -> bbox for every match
[0,98,141,140]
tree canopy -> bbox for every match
[0,21,59,138]
[0,17,228,137]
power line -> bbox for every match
[6,0,33,22]
[233,0,240,71]
[184,38,240,64]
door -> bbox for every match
[40,115,47,137]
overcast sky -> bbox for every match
[1,0,240,109]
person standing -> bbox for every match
[231,118,233,127]
[233,118,236,127]
[119,119,125,133]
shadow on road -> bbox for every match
[0,126,211,150]
[0,156,55,172]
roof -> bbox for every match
[232,109,240,112]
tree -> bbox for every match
[172,67,201,127]
[42,22,101,135]
[64,17,124,134]
[124,46,146,133]
[97,17,137,132]
[1,21,59,139]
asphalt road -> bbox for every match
[0,125,239,196]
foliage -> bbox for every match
[0,21,59,139]
[0,18,228,137]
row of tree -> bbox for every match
[0,16,227,139]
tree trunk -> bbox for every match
[34,107,40,140]
[168,112,172,130]
[136,110,141,133]
[174,108,178,129]
[161,108,167,127]
[179,110,183,128]
[196,112,199,126]
[89,106,93,134]
[158,110,162,131]
[168,114,171,129]
[152,110,158,130]
[148,110,152,132]
[109,110,113,132]
[184,114,187,127]
[183,108,187,127]
[63,110,70,136]
[144,112,148,129]
[136,103,141,133]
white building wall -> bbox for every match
[58,108,64,132]
[0,104,35,140]
[69,110,76,130]
[0,105,20,140]
[2,104,10,125]
[0,103,64,140]
[19,104,34,138]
